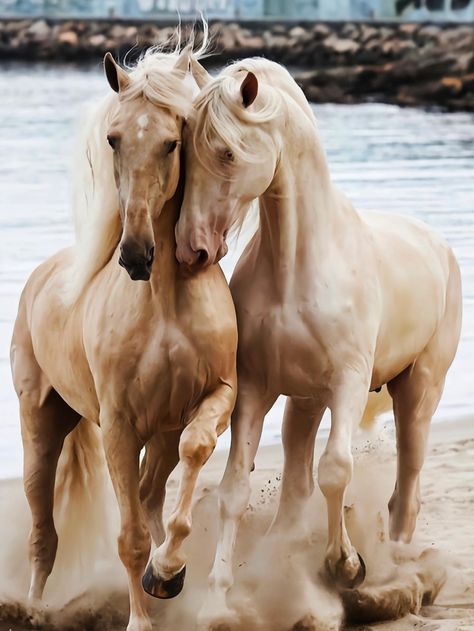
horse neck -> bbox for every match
[148,194,180,300]
[256,123,340,300]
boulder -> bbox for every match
[217,29,236,51]
[359,24,378,43]
[312,23,331,38]
[341,23,360,39]
[236,35,264,51]
[263,33,288,50]
[109,24,127,40]
[58,31,79,46]
[417,24,441,40]
[289,26,308,40]
[89,34,106,48]
[4,19,31,35]
[323,34,360,55]
[440,76,464,95]
[124,26,138,40]
[398,23,418,36]
[271,24,287,35]
[381,38,417,57]
[26,19,50,41]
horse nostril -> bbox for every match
[147,246,155,266]
[196,249,209,266]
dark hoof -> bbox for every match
[142,563,186,599]
[327,553,366,590]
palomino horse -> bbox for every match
[10,47,237,631]
[175,57,462,621]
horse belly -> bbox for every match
[368,213,451,387]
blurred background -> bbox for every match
[0,1,473,479]
[0,0,473,21]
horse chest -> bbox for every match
[94,320,228,436]
[240,305,341,396]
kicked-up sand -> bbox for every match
[0,416,472,631]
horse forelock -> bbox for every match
[193,66,282,171]
[190,60,293,235]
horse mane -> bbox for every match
[65,28,208,304]
[191,58,320,234]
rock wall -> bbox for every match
[0,18,473,110]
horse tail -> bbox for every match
[52,419,114,591]
[360,385,392,429]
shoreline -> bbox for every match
[0,19,472,111]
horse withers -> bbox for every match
[10,46,237,631]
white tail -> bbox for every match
[48,419,116,603]
[360,385,393,429]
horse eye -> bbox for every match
[167,140,178,154]
[107,135,117,150]
[224,149,234,161]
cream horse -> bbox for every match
[175,57,462,621]
[10,47,237,631]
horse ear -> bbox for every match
[174,43,192,75]
[240,71,258,108]
[190,56,211,89]
[104,52,130,93]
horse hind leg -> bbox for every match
[12,343,80,603]
[387,256,462,543]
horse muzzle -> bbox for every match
[119,243,154,281]
[175,237,228,273]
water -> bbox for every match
[1,63,473,479]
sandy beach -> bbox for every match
[0,416,473,631]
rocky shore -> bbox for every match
[0,18,473,110]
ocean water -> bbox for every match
[0,63,473,478]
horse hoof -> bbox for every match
[326,552,366,590]
[142,563,186,599]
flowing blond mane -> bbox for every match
[192,58,317,174]
[191,58,319,236]
[65,33,207,304]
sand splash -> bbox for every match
[0,428,453,630]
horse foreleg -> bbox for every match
[142,382,236,600]
[139,430,181,547]
[198,383,276,628]
[270,397,325,533]
[102,417,151,631]
[318,374,369,590]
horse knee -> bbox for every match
[179,424,217,468]
[118,523,150,573]
[219,467,251,520]
[166,513,192,540]
[318,446,353,497]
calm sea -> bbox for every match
[1,63,473,478]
